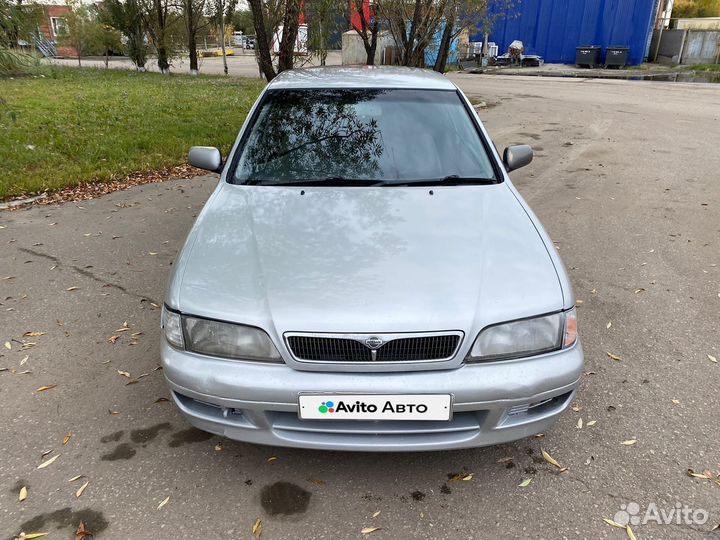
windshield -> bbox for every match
[231,88,499,185]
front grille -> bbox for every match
[286,333,462,363]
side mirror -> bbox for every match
[188,146,223,173]
[503,145,533,172]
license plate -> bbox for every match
[298,394,452,421]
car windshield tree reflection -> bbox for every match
[232,89,498,185]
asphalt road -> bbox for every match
[1,74,719,540]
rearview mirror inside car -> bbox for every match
[189,146,223,173]
[503,145,534,172]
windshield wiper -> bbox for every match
[383,175,498,187]
[246,176,386,187]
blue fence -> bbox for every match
[477,0,658,65]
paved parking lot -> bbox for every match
[1,74,719,539]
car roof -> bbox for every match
[268,66,457,91]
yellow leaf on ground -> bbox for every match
[108,336,120,344]
[671,399,680,405]
[587,420,597,427]
[37,454,60,469]
[21,534,49,539]
[687,469,712,479]
[36,384,57,392]
[577,418,583,429]
[66,286,79,291]
[63,433,72,445]
[75,520,93,540]
[461,474,473,481]
[541,449,562,468]
[708,354,717,363]
[4,341,11,350]
[157,496,170,510]
[361,527,381,535]
[23,332,45,337]
[603,518,626,528]
[372,511,381,518]
[266,456,278,463]
[606,321,612,329]
[621,439,637,446]
[116,370,130,378]
[75,481,89,498]
[68,475,83,482]
[518,478,532,487]
[252,518,262,538]
[626,525,637,540]
[607,352,621,361]
[19,486,27,501]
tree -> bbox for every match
[383,0,448,67]
[99,0,148,70]
[209,0,238,75]
[181,0,207,74]
[92,22,123,67]
[1,0,43,48]
[306,0,340,66]
[230,9,254,34]
[141,0,180,73]
[347,0,380,65]
[672,0,720,17]
[433,0,517,72]
[247,0,303,81]
[62,1,96,66]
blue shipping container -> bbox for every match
[478,0,658,66]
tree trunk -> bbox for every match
[404,0,423,65]
[219,21,228,75]
[277,0,301,72]
[433,14,454,72]
[188,33,198,74]
[248,0,276,80]
[105,49,109,68]
[157,44,170,73]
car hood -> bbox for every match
[171,183,563,336]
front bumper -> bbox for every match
[161,338,583,451]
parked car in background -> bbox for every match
[161,66,583,451]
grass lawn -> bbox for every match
[0,67,266,199]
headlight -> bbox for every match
[466,308,577,362]
[183,316,282,362]
[161,306,184,349]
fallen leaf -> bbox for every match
[626,525,637,540]
[621,439,637,446]
[461,474,473,481]
[69,475,83,482]
[372,511,381,518]
[157,496,170,510]
[571,404,581,412]
[40,449,54,458]
[309,479,325,486]
[75,481,89,498]
[541,449,562,468]
[116,370,130,378]
[252,518,262,538]
[587,420,597,427]
[4,341,11,350]
[634,288,645,294]
[149,252,158,256]
[23,332,45,337]
[108,409,120,415]
[711,523,719,531]
[37,454,60,469]
[607,352,622,361]
[63,433,72,445]
[606,321,612,329]
[154,397,170,403]
[361,527,381,535]
[66,287,79,291]
[687,469,712,479]
[672,399,680,405]
[518,478,532,487]
[108,336,120,344]
[603,518,626,528]
[75,520,93,540]
[577,418,583,429]
[19,534,49,539]
[20,356,28,366]
[266,456,277,463]
[19,486,27,501]
[214,443,223,451]
[496,457,514,464]
[36,384,57,392]
[708,354,717,363]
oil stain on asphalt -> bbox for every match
[99,430,124,443]
[100,443,136,461]
[17,508,109,536]
[260,482,311,516]
[130,422,172,444]
[168,428,213,447]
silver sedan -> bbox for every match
[161,66,582,451]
